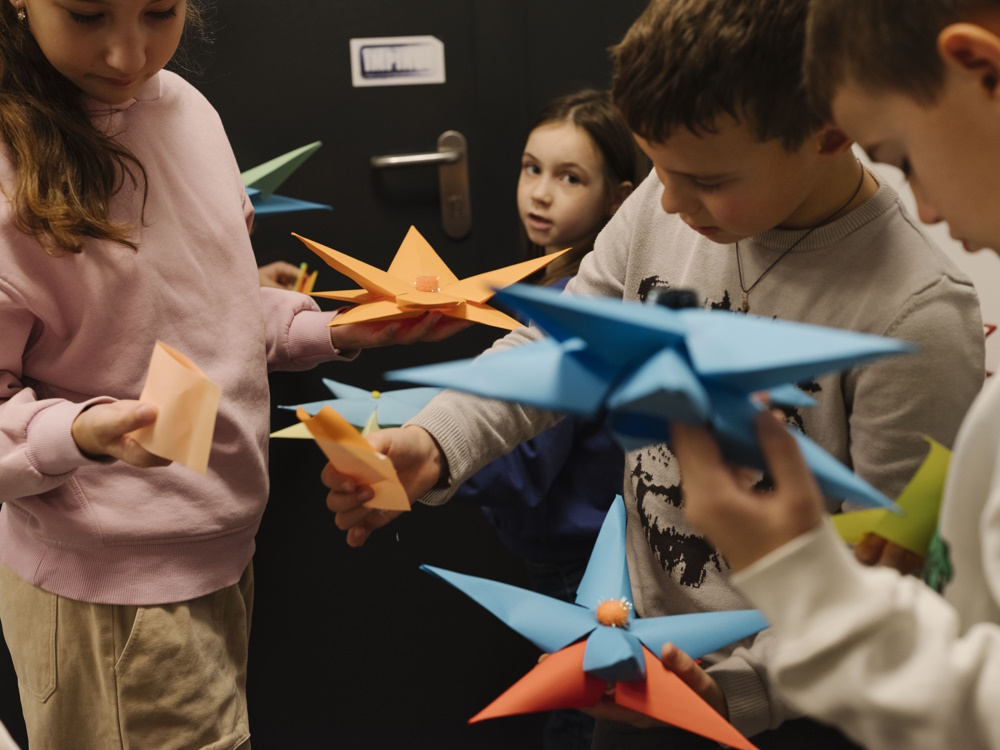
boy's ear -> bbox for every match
[609,181,634,214]
[815,126,853,157]
[938,23,1000,99]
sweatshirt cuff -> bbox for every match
[288,309,359,363]
[407,407,475,507]
[25,397,118,476]
[708,658,775,737]
[733,521,866,637]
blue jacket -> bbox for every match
[452,277,624,564]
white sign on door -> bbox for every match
[349,36,446,88]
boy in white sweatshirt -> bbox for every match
[671,2,1000,748]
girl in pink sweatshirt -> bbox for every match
[0,2,452,747]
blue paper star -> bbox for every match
[424,496,767,682]
[423,497,767,747]
[389,284,912,510]
[279,378,442,427]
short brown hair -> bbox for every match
[806,0,1000,120]
[611,0,824,149]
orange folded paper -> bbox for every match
[472,642,757,750]
[133,341,222,474]
[294,226,568,330]
[296,406,410,511]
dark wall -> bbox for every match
[0,2,649,748]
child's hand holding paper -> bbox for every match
[71,399,170,468]
[296,405,410,513]
[130,341,222,473]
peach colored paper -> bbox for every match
[133,341,221,474]
[294,226,568,330]
[296,406,410,511]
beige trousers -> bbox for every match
[0,559,253,750]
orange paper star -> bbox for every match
[293,226,568,330]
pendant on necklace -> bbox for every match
[741,291,749,314]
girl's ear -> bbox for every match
[938,23,1000,100]
[609,181,634,215]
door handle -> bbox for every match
[369,150,459,169]
[370,130,471,239]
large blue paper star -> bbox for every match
[389,284,912,510]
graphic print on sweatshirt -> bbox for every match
[632,445,723,589]
[633,276,823,587]
[637,274,670,303]
[637,276,738,316]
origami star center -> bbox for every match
[414,275,441,293]
[371,391,381,399]
[596,598,631,628]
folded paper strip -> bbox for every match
[133,341,221,474]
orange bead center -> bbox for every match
[596,599,630,628]
[414,275,440,293]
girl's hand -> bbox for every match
[329,312,472,351]
[671,411,824,573]
[71,401,172,468]
[257,261,301,290]
[322,425,445,546]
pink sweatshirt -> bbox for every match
[0,71,345,605]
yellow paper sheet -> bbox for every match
[294,226,568,331]
[296,406,409,511]
[270,422,314,439]
[133,341,221,474]
[833,437,951,556]
[360,409,380,437]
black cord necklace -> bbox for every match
[735,160,867,313]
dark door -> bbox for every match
[0,1,648,748]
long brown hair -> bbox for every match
[0,1,209,254]
[523,89,646,285]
